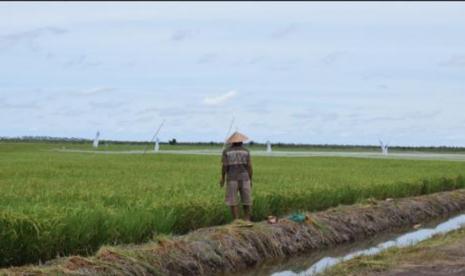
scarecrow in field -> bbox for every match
[220,131,253,221]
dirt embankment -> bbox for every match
[324,227,465,276]
[4,189,465,276]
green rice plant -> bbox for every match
[1,142,465,267]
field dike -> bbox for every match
[3,189,465,276]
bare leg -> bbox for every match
[243,205,252,221]
[230,205,239,220]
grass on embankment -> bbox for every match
[1,142,465,267]
[4,189,465,275]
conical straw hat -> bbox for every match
[226,131,249,144]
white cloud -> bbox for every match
[320,51,348,65]
[171,29,193,41]
[271,23,298,39]
[196,53,217,64]
[203,90,237,106]
[438,55,465,67]
[89,101,125,109]
[0,26,67,50]
[79,87,115,96]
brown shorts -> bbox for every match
[225,179,252,206]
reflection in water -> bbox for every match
[272,214,465,276]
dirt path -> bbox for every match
[324,228,465,276]
[53,148,465,161]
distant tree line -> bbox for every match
[1,136,465,153]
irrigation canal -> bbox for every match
[238,213,465,276]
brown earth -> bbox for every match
[3,189,465,276]
[324,228,465,276]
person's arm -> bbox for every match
[247,154,253,186]
[220,165,226,187]
[220,150,227,187]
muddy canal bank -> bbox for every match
[4,189,465,275]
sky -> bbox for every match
[1,2,465,146]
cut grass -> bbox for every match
[1,142,465,267]
[322,228,465,275]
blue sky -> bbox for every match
[1,2,465,146]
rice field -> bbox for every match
[1,142,465,267]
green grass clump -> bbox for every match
[1,142,465,266]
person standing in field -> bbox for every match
[220,131,253,221]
